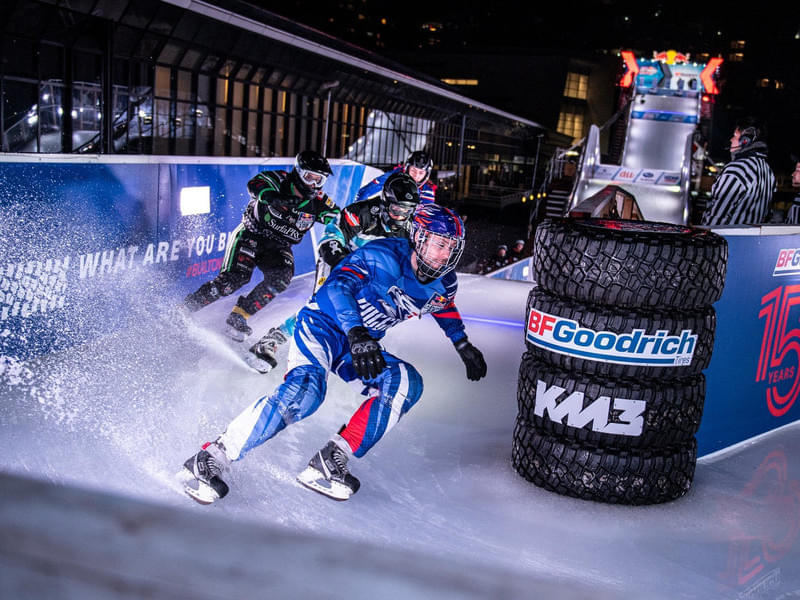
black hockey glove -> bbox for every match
[454,337,487,381]
[347,326,387,380]
[319,239,346,267]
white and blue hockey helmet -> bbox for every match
[410,203,465,281]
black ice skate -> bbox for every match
[297,438,360,501]
[179,440,231,505]
[245,327,289,373]
[224,311,252,342]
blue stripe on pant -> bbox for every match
[219,307,423,461]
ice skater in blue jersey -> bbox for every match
[244,171,423,373]
[355,150,437,204]
[180,204,487,502]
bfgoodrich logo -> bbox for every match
[527,308,697,367]
[773,249,800,277]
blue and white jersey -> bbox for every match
[313,238,466,344]
[354,165,436,205]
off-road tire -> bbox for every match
[533,218,728,309]
[517,351,704,449]
[511,421,697,505]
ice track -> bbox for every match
[2,274,800,599]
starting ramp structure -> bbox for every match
[569,52,721,224]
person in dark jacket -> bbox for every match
[508,239,527,262]
[182,150,343,340]
[478,244,509,274]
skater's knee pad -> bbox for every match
[276,365,328,422]
[380,361,423,414]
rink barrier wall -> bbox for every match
[490,225,800,457]
[0,155,374,360]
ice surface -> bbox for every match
[2,273,800,599]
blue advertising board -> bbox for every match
[700,231,800,455]
[0,156,368,360]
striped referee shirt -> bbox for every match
[702,146,776,226]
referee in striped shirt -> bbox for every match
[786,156,800,225]
[701,119,776,226]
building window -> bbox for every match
[757,78,770,88]
[728,52,744,62]
[557,105,584,140]
[730,40,746,49]
[563,72,588,100]
[441,78,479,86]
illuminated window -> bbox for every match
[441,78,479,86]
[563,72,588,100]
[775,80,785,90]
[557,105,585,140]
[728,52,744,62]
[757,78,770,88]
[730,40,746,49]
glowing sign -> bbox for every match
[700,57,724,94]
[620,51,639,87]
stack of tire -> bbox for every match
[512,218,728,505]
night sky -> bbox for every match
[244,1,799,167]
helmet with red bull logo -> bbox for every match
[409,203,465,281]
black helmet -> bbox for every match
[381,172,420,230]
[404,150,433,186]
[291,150,333,196]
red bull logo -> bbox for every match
[295,212,314,231]
[653,50,690,64]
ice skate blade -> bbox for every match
[296,466,354,501]
[223,326,248,342]
[176,468,223,505]
[243,352,275,374]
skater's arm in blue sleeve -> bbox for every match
[315,256,369,332]
[432,301,467,344]
[354,170,389,204]
[431,275,467,344]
